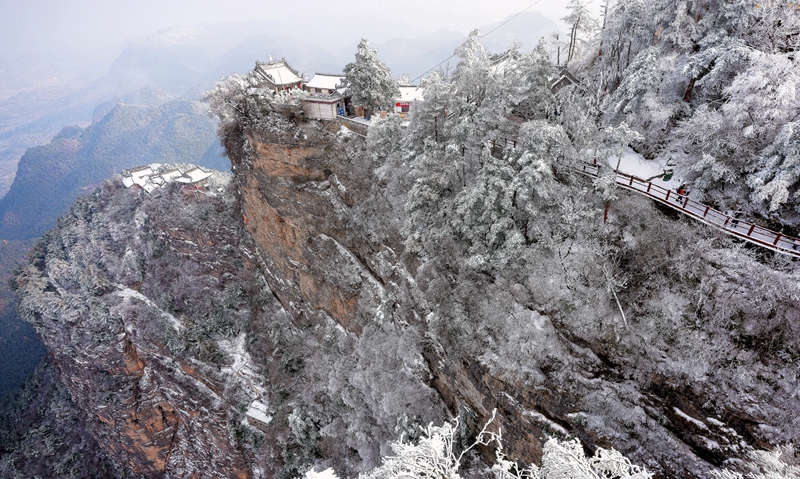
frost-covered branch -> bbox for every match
[301,412,651,479]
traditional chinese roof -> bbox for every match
[255,59,303,87]
[301,95,341,104]
[245,400,272,426]
[174,167,213,184]
[121,164,214,192]
[551,68,580,92]
[306,73,344,91]
[127,165,156,178]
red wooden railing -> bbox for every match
[579,162,800,258]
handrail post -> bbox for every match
[629,176,634,186]
[665,190,671,201]
[703,206,709,217]
[747,224,755,236]
[682,197,688,210]
[723,217,730,227]
[774,233,781,246]
[647,183,651,193]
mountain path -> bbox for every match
[579,161,800,257]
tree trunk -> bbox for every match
[683,78,695,103]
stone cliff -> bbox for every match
[221,118,800,478]
[15,176,267,478]
[10,112,800,478]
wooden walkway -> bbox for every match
[579,161,800,258]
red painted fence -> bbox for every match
[579,163,800,257]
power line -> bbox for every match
[411,0,546,83]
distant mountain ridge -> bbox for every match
[478,11,561,53]
[0,12,561,200]
[0,96,223,242]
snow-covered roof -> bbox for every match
[302,95,341,104]
[174,167,213,184]
[132,176,149,187]
[306,73,344,91]
[128,165,155,178]
[160,169,183,182]
[397,85,424,103]
[256,60,302,86]
[121,164,216,192]
[246,400,272,425]
[551,68,580,91]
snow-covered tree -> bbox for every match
[562,0,599,65]
[405,70,453,150]
[204,71,274,131]
[712,444,800,479]
[342,39,400,117]
[749,122,800,211]
[300,412,651,479]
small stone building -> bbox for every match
[302,73,346,121]
[245,400,272,433]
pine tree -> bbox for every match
[341,39,400,118]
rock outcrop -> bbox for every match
[222,119,800,478]
[11,113,800,479]
[15,175,265,478]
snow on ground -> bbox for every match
[116,285,183,331]
[523,409,569,436]
[218,332,267,400]
[673,407,708,431]
[304,468,339,479]
[607,148,682,190]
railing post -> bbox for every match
[629,176,634,186]
[703,206,709,217]
[682,197,688,210]
[647,183,652,193]
[774,233,781,246]
[723,217,729,227]
[747,224,755,236]
[665,190,671,201]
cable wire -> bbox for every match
[411,0,545,83]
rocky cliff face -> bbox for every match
[11,112,800,478]
[14,175,271,478]
[221,118,800,478]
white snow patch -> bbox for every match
[523,409,569,436]
[673,407,708,431]
[700,436,721,450]
[218,333,267,400]
[706,417,726,427]
[304,468,339,479]
[116,285,183,331]
[607,147,681,189]
[245,400,272,425]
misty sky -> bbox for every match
[0,0,585,54]
[0,0,605,95]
